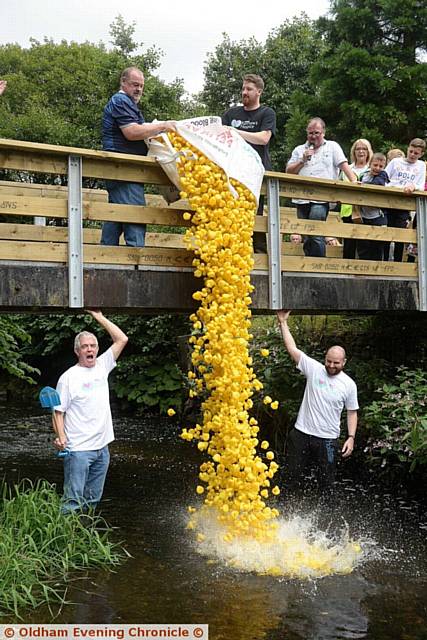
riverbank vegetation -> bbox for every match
[0,479,125,618]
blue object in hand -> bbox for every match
[56,448,71,458]
[39,386,61,409]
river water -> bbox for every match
[1,405,426,639]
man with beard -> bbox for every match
[276,310,358,492]
[222,74,276,252]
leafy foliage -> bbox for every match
[113,357,184,414]
[364,367,427,472]
[285,0,427,153]
[0,316,39,385]
[110,315,189,414]
[0,17,186,151]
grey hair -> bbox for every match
[307,117,326,131]
[120,67,144,84]
[74,331,98,352]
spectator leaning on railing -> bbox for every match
[384,138,426,262]
[286,118,357,258]
[339,138,374,259]
[357,153,389,262]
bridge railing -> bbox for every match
[0,138,425,310]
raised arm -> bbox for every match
[86,310,128,360]
[276,310,301,364]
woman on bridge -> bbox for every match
[340,138,373,259]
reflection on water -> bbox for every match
[0,407,426,639]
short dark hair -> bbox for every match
[243,74,264,91]
[409,138,426,152]
[371,152,386,164]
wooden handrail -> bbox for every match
[0,137,424,208]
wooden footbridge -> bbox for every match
[0,138,425,313]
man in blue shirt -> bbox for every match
[102,67,176,247]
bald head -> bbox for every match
[325,345,346,376]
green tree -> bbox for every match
[262,16,324,166]
[286,0,427,153]
[201,33,265,114]
[109,14,140,56]
[0,18,186,151]
[0,316,39,387]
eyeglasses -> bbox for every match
[355,147,368,151]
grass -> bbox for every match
[0,478,126,618]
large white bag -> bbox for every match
[147,116,264,203]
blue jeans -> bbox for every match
[101,181,146,247]
[297,203,329,257]
[62,446,110,513]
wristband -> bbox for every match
[348,434,355,439]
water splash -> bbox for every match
[190,508,374,579]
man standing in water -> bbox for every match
[276,310,358,492]
[53,310,128,513]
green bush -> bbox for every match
[363,367,427,471]
[113,356,184,413]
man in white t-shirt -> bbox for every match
[276,310,358,492]
[53,310,128,513]
[286,117,357,258]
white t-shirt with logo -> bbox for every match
[295,352,359,439]
[55,347,117,451]
[288,140,347,204]
[385,158,426,191]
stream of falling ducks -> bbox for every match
[167,131,364,578]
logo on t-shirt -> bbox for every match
[231,119,242,128]
[315,376,341,399]
[82,378,104,391]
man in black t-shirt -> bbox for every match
[222,74,276,252]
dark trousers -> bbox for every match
[342,215,357,259]
[286,427,339,493]
[357,215,387,261]
[253,195,267,253]
[384,209,410,262]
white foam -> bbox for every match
[190,509,372,579]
